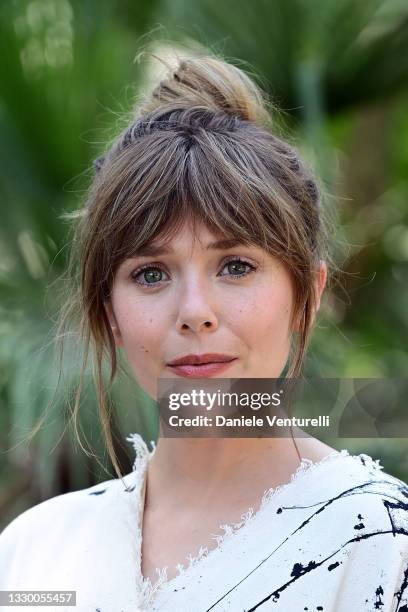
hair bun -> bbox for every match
[138,55,271,125]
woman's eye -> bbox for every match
[219,259,256,278]
[130,258,256,287]
[131,266,168,286]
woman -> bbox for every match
[0,54,407,612]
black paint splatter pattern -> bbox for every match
[202,469,408,611]
[146,453,408,611]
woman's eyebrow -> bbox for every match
[133,238,249,257]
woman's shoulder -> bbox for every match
[0,466,148,596]
[308,450,408,608]
[0,470,138,550]
[0,432,153,544]
[299,446,408,507]
[266,445,408,546]
[335,448,407,493]
[296,440,406,490]
[252,448,408,609]
[341,449,407,522]
[284,447,408,554]
[0,469,144,591]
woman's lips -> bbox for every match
[167,359,237,378]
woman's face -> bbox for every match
[104,220,326,399]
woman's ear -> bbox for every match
[309,260,327,327]
[315,260,327,313]
[292,260,327,333]
[103,300,123,347]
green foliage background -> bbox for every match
[0,0,407,529]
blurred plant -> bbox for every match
[0,0,407,528]
[0,0,160,527]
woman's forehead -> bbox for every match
[136,220,254,255]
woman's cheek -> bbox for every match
[249,286,293,354]
[125,341,158,399]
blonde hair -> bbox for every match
[51,52,332,478]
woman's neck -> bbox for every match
[144,436,303,515]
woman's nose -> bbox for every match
[175,279,218,335]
